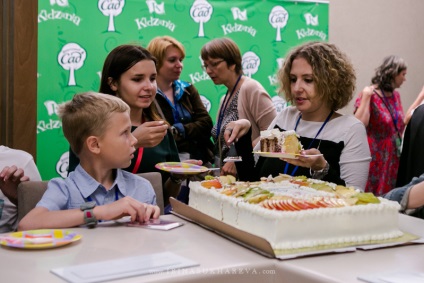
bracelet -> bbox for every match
[170,175,184,185]
[310,161,329,180]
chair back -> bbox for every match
[137,172,164,215]
[17,181,48,222]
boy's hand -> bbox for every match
[132,121,168,148]
[94,196,160,222]
[0,165,29,205]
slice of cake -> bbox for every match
[260,129,302,154]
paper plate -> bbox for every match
[155,162,209,175]
[254,151,323,159]
[0,229,82,249]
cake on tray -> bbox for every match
[189,175,403,250]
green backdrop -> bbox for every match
[37,0,328,179]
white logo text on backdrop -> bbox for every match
[146,0,165,14]
[58,43,87,86]
[98,0,125,32]
[304,13,318,26]
[231,7,247,21]
[50,0,68,7]
[242,51,260,77]
[200,95,211,113]
[269,6,289,42]
[56,151,69,178]
[190,0,213,37]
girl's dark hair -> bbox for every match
[99,44,162,122]
[371,55,407,92]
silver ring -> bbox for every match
[225,128,233,132]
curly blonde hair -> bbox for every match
[278,41,356,111]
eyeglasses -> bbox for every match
[201,60,224,71]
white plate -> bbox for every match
[223,156,242,162]
[254,151,323,159]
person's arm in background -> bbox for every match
[238,79,277,147]
[0,166,29,205]
[354,86,375,127]
[384,173,424,216]
[404,85,424,125]
[224,119,258,181]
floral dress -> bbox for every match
[354,91,405,195]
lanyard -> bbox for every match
[377,90,401,137]
[132,116,145,173]
[87,187,119,204]
[132,147,144,173]
[216,75,242,138]
[284,111,333,176]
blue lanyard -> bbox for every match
[87,187,119,205]
[378,90,400,135]
[216,75,242,138]
[283,111,333,176]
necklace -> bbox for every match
[216,75,242,138]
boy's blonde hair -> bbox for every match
[58,92,130,155]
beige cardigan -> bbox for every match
[237,76,277,141]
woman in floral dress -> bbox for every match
[354,55,407,196]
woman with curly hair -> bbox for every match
[224,41,371,190]
[354,55,407,195]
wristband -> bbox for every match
[80,201,98,228]
[310,161,329,180]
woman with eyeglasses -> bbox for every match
[147,36,214,166]
[200,37,276,178]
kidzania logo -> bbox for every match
[222,23,256,37]
[98,0,125,32]
[242,51,260,77]
[269,6,289,42]
[231,7,247,21]
[37,101,62,134]
[135,0,175,31]
[190,0,213,37]
[58,43,87,86]
[222,7,256,37]
[296,12,326,40]
[296,28,327,41]
[50,0,68,6]
[304,13,318,26]
[38,9,81,26]
[146,0,164,14]
[189,71,210,84]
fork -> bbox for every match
[223,143,242,162]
